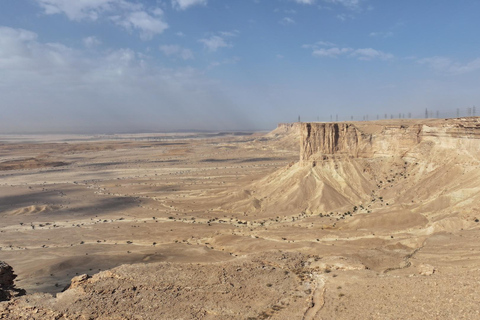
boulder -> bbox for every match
[0,261,26,301]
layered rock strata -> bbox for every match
[300,118,480,163]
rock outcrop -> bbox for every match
[267,122,302,137]
[300,122,370,160]
[0,262,25,301]
[264,122,302,150]
[300,118,480,163]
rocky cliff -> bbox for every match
[220,117,480,217]
[263,122,302,150]
[276,122,302,132]
[300,118,480,163]
[267,122,302,139]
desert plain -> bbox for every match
[1,118,480,319]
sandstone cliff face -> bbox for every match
[300,118,480,163]
[300,123,369,160]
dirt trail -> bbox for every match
[303,274,326,320]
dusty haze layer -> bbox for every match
[1,119,480,319]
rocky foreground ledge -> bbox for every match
[0,262,25,302]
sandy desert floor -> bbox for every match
[1,124,480,319]
[0,132,295,292]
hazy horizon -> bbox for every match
[1,1,479,134]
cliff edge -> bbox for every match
[300,118,480,162]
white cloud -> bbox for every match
[0,26,79,71]
[316,41,336,47]
[302,41,336,49]
[305,42,393,61]
[152,7,164,16]
[160,44,194,60]
[450,58,480,74]
[0,26,252,133]
[208,56,240,69]
[292,0,315,4]
[35,0,168,39]
[116,10,169,40]
[417,56,480,75]
[280,17,295,25]
[417,56,453,71]
[219,30,240,37]
[352,48,394,60]
[172,0,207,10]
[83,36,101,48]
[199,35,231,52]
[313,47,352,57]
[35,0,117,20]
[0,27,37,44]
[323,0,362,10]
[198,31,237,52]
[336,13,354,21]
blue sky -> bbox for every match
[1,0,479,133]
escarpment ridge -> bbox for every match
[221,117,480,219]
[300,117,480,162]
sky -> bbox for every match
[1,0,480,133]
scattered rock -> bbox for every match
[418,264,435,276]
[63,274,91,291]
[308,256,366,271]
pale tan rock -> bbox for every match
[300,118,480,163]
[69,274,90,288]
[418,264,436,276]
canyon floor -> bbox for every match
[1,120,480,319]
